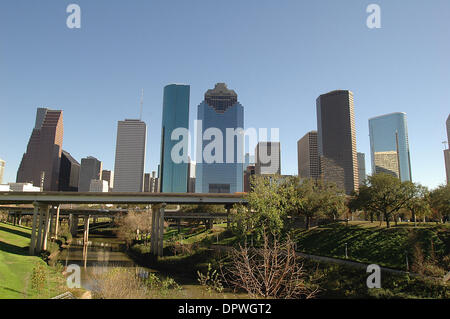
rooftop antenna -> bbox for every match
[139,88,144,121]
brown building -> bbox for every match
[243,165,256,192]
[297,131,320,180]
[316,90,358,194]
[17,108,64,191]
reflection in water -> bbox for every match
[58,236,153,291]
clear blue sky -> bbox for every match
[1,0,449,189]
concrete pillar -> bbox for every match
[151,207,158,255]
[83,215,90,246]
[35,205,45,253]
[29,202,39,255]
[42,205,51,251]
[158,204,165,257]
[69,214,78,237]
[226,205,231,229]
[54,205,60,240]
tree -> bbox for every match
[222,232,318,299]
[116,209,152,246]
[403,182,431,227]
[232,175,292,240]
[429,185,450,223]
[351,173,414,228]
[288,178,346,230]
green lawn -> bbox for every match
[0,222,66,299]
[292,221,450,270]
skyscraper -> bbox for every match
[78,156,102,192]
[0,159,5,184]
[102,170,114,191]
[369,112,412,182]
[159,84,190,193]
[316,90,358,194]
[195,83,244,193]
[297,131,320,180]
[357,152,366,185]
[255,142,281,175]
[446,114,450,145]
[17,108,64,191]
[113,119,146,192]
[444,114,450,184]
[58,150,80,192]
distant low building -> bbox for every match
[243,165,256,192]
[102,170,114,191]
[89,179,109,192]
[8,183,41,192]
[0,184,10,192]
[144,172,159,193]
[79,156,102,192]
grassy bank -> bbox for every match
[0,222,67,299]
[293,221,450,271]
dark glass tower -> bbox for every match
[316,90,358,194]
[58,150,80,192]
[159,84,190,193]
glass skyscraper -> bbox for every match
[369,112,412,182]
[159,84,190,193]
[195,83,244,193]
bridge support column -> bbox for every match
[29,202,39,255]
[226,205,231,229]
[158,204,165,257]
[54,205,60,240]
[42,205,51,251]
[83,215,90,246]
[69,214,78,237]
[35,205,45,253]
[151,206,158,255]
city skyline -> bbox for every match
[1,1,449,189]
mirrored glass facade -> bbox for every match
[195,83,244,193]
[159,84,190,193]
[369,112,412,182]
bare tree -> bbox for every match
[116,209,152,246]
[222,233,319,299]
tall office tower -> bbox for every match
[102,170,114,191]
[444,150,450,185]
[0,159,5,184]
[357,152,366,185]
[446,114,450,144]
[369,112,412,182]
[316,90,358,194]
[255,142,281,175]
[195,83,244,193]
[297,131,320,180]
[58,150,80,192]
[78,156,102,192]
[144,173,151,192]
[444,114,450,184]
[159,84,190,193]
[113,119,146,192]
[17,108,64,191]
[187,160,196,193]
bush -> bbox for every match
[31,262,47,293]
